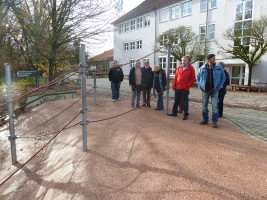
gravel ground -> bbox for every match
[0,99,267,199]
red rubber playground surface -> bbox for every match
[0,98,266,199]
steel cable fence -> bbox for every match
[0,46,166,187]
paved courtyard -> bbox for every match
[83,77,267,143]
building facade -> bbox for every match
[113,0,267,86]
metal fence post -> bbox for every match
[93,71,97,106]
[165,40,172,115]
[79,44,88,152]
[5,63,17,165]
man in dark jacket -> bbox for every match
[108,60,124,102]
[129,60,143,108]
[142,61,153,107]
[152,65,166,110]
[218,62,230,118]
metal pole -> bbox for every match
[204,0,209,53]
[165,40,172,115]
[5,63,17,165]
[93,71,96,106]
[79,44,88,152]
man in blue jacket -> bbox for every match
[197,54,225,128]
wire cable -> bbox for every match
[0,110,81,187]
[0,65,80,108]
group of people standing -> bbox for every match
[129,60,166,109]
[108,53,229,128]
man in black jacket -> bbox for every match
[142,61,153,107]
[108,60,124,102]
[218,62,230,118]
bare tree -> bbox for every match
[157,26,209,64]
[6,0,115,81]
[219,17,267,86]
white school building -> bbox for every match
[112,0,267,86]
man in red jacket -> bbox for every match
[168,56,196,120]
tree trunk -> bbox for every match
[247,65,253,86]
[48,52,55,82]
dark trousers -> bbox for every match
[172,89,189,116]
[179,95,184,112]
[218,94,225,117]
[157,92,164,109]
[131,85,142,106]
[142,88,152,106]
[111,82,120,100]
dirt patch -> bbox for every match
[0,98,267,199]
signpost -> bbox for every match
[17,70,39,88]
[17,70,37,78]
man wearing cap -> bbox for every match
[168,56,196,120]
[196,54,226,128]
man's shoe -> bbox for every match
[117,98,121,101]
[213,123,218,128]
[178,110,183,113]
[155,108,162,110]
[167,113,177,116]
[112,99,116,102]
[147,104,151,107]
[142,104,146,107]
[200,121,208,125]
[219,115,223,118]
[183,115,188,120]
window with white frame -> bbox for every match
[201,0,216,11]
[144,15,150,27]
[159,8,168,23]
[235,0,253,21]
[130,41,135,50]
[130,20,135,31]
[170,57,178,76]
[199,24,215,41]
[130,59,135,68]
[170,4,179,20]
[119,24,123,33]
[234,0,253,51]
[124,42,129,51]
[199,25,206,41]
[160,34,168,46]
[124,22,129,32]
[137,17,143,29]
[208,24,215,40]
[201,0,207,11]
[210,0,217,9]
[159,57,167,70]
[136,40,142,49]
[182,1,192,17]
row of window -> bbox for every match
[124,40,142,51]
[159,24,216,46]
[119,15,150,34]
[159,0,217,23]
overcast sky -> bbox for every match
[89,0,145,57]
